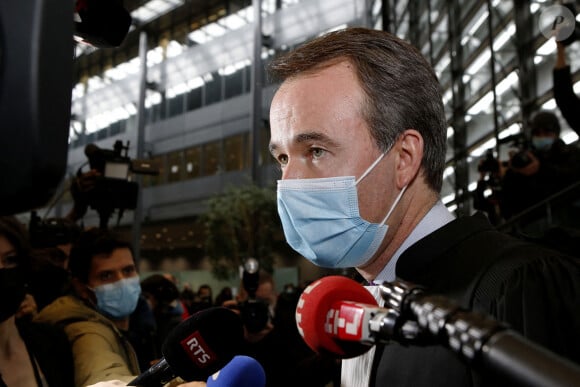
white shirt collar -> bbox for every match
[375,200,455,283]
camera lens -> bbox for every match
[511,151,532,169]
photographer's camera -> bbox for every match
[232,258,272,334]
[74,140,158,228]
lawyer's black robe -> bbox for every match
[371,213,580,387]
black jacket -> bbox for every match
[17,320,75,387]
[371,213,580,387]
[553,66,580,135]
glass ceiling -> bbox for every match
[69,0,343,139]
[67,0,580,215]
[131,0,185,26]
[70,0,580,184]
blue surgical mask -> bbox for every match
[91,276,141,319]
[277,153,406,268]
[532,136,555,151]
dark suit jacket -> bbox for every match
[371,213,580,387]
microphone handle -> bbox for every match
[127,358,173,387]
[379,280,580,387]
[482,330,580,387]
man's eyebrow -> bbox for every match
[295,131,337,145]
[269,131,339,154]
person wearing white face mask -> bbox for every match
[35,228,143,387]
[268,27,580,387]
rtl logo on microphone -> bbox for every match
[181,331,217,368]
[324,301,364,341]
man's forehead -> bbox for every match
[90,248,134,269]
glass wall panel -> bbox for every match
[185,146,202,179]
[186,87,203,111]
[167,150,184,183]
[204,72,222,105]
[168,94,185,118]
[224,133,247,171]
[142,155,165,187]
[244,65,252,93]
[201,140,222,176]
[224,70,244,99]
[431,13,448,62]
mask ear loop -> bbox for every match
[380,185,407,226]
[355,152,386,184]
[353,149,405,226]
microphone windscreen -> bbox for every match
[206,356,266,387]
[162,307,244,381]
[296,275,378,358]
[75,0,132,48]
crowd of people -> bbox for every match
[2,24,580,387]
[0,213,338,387]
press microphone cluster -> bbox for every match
[296,276,580,387]
[128,307,244,386]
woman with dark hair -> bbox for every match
[0,215,75,386]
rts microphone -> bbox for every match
[295,275,383,358]
[206,356,266,387]
[128,307,244,386]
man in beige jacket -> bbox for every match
[35,228,142,387]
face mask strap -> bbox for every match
[355,152,387,185]
[380,185,407,225]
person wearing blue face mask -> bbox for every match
[35,228,143,387]
[499,110,580,220]
[268,27,580,387]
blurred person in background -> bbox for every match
[554,39,580,135]
[499,110,580,219]
[186,283,214,314]
[140,273,185,357]
[0,216,75,387]
[213,286,234,307]
[228,269,338,387]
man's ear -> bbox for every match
[71,277,96,305]
[395,129,424,188]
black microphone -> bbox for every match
[128,307,244,387]
[74,0,132,48]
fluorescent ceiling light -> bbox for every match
[131,0,184,25]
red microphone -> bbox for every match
[295,276,385,358]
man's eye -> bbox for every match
[123,266,136,276]
[312,148,325,158]
[99,272,113,281]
